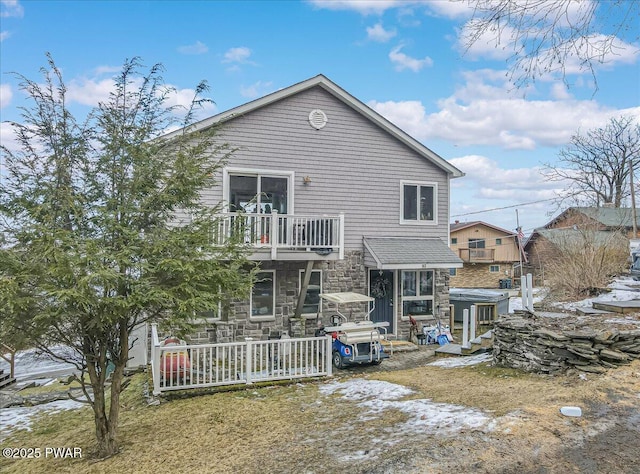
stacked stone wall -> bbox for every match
[493,314,640,374]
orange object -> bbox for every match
[160,337,191,379]
[261,235,269,244]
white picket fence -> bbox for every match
[150,324,333,395]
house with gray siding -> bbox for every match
[169,75,464,342]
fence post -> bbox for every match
[150,324,162,396]
[245,338,253,384]
[270,210,278,260]
[462,309,470,349]
[326,335,333,376]
[470,305,476,342]
[526,273,534,312]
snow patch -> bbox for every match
[428,353,492,368]
[320,378,493,437]
[0,399,86,441]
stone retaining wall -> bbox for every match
[493,313,640,374]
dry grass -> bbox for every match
[2,360,639,473]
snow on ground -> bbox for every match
[320,378,494,438]
[0,399,87,442]
[1,345,84,442]
[559,276,640,312]
[0,345,78,381]
[428,353,492,368]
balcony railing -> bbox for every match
[213,211,344,259]
[458,248,495,262]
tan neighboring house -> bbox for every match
[449,221,523,288]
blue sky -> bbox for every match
[1,0,639,234]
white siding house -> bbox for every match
[168,75,464,342]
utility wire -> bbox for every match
[451,197,556,218]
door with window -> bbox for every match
[228,174,289,244]
[369,270,394,333]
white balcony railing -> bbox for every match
[212,211,344,259]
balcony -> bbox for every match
[213,211,344,261]
[458,248,495,262]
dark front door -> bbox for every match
[369,270,394,333]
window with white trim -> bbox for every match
[401,181,436,224]
[198,301,222,322]
[489,265,500,273]
[449,268,457,277]
[401,270,434,317]
[251,270,275,320]
[299,269,322,317]
[228,172,290,214]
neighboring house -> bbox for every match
[544,206,640,237]
[524,206,634,284]
[449,221,523,288]
[167,75,464,342]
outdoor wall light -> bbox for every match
[303,176,312,185]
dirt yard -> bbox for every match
[1,351,639,474]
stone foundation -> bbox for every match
[182,252,452,343]
[493,312,640,374]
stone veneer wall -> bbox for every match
[182,251,452,344]
[493,314,640,374]
[451,263,512,289]
[186,251,366,344]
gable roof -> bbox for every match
[545,207,640,229]
[450,220,515,236]
[525,228,623,249]
[166,74,463,178]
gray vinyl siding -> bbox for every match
[201,86,452,250]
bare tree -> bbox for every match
[462,0,639,90]
[543,116,640,207]
[540,225,628,299]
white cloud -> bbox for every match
[367,23,396,42]
[422,0,473,19]
[222,46,254,64]
[177,40,208,55]
[449,155,554,193]
[239,81,274,99]
[561,34,640,75]
[67,77,116,107]
[161,85,217,120]
[308,0,405,15]
[1,0,23,18]
[458,21,519,61]
[368,69,640,150]
[0,83,12,109]
[389,45,433,72]
[0,121,19,153]
[0,30,10,41]
[308,0,473,17]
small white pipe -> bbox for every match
[462,308,469,349]
[470,305,476,342]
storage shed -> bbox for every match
[449,288,510,326]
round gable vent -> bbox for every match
[308,109,328,130]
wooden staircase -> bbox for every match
[1,343,17,389]
[435,330,493,357]
[0,368,16,389]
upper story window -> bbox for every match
[451,237,458,245]
[225,169,293,214]
[401,181,436,224]
[469,238,485,249]
[495,238,502,245]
